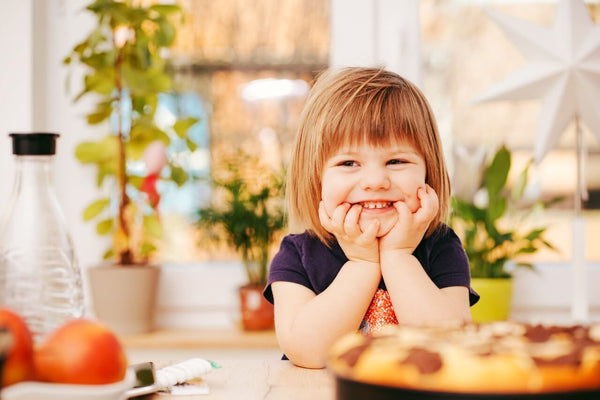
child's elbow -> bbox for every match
[285,351,327,369]
[276,327,329,368]
[279,340,327,369]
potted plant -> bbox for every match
[197,149,286,330]
[64,0,198,334]
[450,145,558,322]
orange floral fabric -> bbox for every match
[360,288,398,335]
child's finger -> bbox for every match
[393,200,412,220]
[344,204,362,236]
[359,219,379,242]
[330,202,351,227]
[415,185,439,221]
[318,202,334,231]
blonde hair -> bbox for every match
[287,67,451,245]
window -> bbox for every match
[421,0,600,261]
[157,0,329,262]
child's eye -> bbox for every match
[338,160,358,167]
[387,159,406,165]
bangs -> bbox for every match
[321,82,426,157]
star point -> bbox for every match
[475,0,600,162]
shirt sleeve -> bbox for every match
[263,235,312,304]
[428,227,480,306]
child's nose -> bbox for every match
[360,167,390,190]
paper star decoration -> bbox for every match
[475,0,600,163]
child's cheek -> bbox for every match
[406,197,421,213]
[405,184,426,213]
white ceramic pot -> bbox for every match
[88,264,161,335]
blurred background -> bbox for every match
[1,0,599,330]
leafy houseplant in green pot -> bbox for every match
[64,0,198,334]
[197,150,286,331]
[450,145,557,322]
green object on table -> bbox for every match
[131,361,156,388]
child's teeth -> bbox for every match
[361,201,391,209]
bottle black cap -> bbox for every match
[9,133,60,155]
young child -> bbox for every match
[263,67,479,369]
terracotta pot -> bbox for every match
[470,277,513,323]
[88,264,161,335]
[238,285,274,331]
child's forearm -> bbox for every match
[277,260,381,368]
[380,251,471,325]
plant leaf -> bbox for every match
[186,138,198,152]
[170,165,187,186]
[485,145,510,197]
[511,159,531,201]
[128,175,144,190]
[155,19,176,46]
[149,4,182,16]
[143,214,163,238]
[140,242,157,257]
[102,248,115,260]
[86,109,112,125]
[173,117,199,138]
[75,136,119,164]
[83,198,110,221]
[96,218,114,235]
[486,197,506,223]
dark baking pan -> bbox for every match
[335,377,600,400]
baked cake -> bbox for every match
[328,321,600,395]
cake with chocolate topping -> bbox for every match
[328,321,600,395]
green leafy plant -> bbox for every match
[197,150,286,287]
[64,0,198,265]
[450,145,558,278]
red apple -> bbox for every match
[34,319,128,384]
[0,308,36,387]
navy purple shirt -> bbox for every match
[264,224,479,306]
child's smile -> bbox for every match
[321,141,427,237]
[359,201,394,209]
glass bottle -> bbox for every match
[0,133,84,342]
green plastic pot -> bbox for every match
[470,277,513,323]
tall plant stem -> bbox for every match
[115,44,133,265]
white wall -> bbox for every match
[330,0,422,86]
[0,0,33,203]
[0,0,106,314]
[34,0,107,269]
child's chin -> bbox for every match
[375,222,395,238]
[359,218,396,237]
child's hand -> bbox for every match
[379,185,439,255]
[319,202,381,264]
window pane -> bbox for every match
[157,0,329,263]
[421,0,600,261]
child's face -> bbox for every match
[320,140,427,237]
